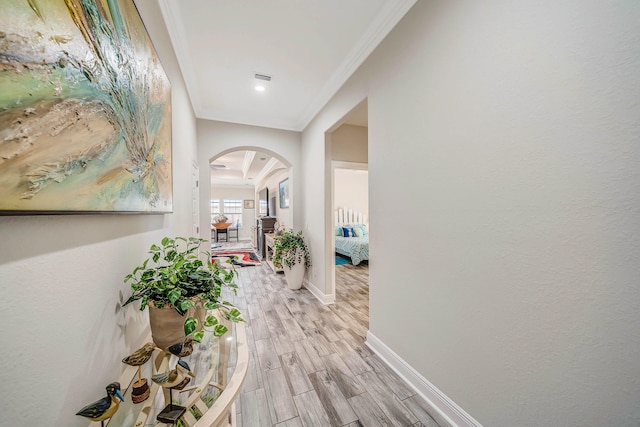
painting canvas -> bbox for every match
[0,0,172,214]
[279,178,289,209]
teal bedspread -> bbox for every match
[335,236,369,266]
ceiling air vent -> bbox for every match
[254,73,271,82]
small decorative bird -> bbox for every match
[152,360,195,389]
[122,342,157,403]
[153,362,194,423]
[123,342,157,381]
[167,336,194,358]
[122,342,157,367]
[76,382,124,424]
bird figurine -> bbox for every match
[76,382,124,425]
[167,336,194,358]
[122,342,157,404]
[152,359,195,389]
[122,342,157,367]
[153,361,195,423]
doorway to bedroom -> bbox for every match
[328,99,370,314]
[332,163,369,315]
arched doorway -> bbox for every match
[207,147,293,251]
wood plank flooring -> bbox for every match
[227,255,443,427]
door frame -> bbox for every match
[329,160,368,300]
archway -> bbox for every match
[207,146,293,250]
[195,120,301,250]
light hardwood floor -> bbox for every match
[227,254,443,427]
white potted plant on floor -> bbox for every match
[272,230,311,290]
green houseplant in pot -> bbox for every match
[272,230,311,290]
[123,237,243,349]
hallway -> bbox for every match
[231,262,443,426]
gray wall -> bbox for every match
[302,1,640,425]
[0,2,199,425]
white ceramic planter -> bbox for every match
[283,260,305,290]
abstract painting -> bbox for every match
[0,0,172,214]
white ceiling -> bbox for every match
[158,0,415,132]
[210,149,286,187]
[158,0,414,186]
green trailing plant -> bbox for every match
[123,237,243,341]
[272,229,311,269]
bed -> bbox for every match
[334,208,369,265]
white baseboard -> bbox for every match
[303,278,335,304]
[366,331,483,427]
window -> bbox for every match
[210,199,220,224]
[223,199,242,227]
[211,199,243,227]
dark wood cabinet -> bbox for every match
[256,217,277,259]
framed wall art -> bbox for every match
[0,0,172,214]
[243,200,254,209]
[279,178,290,209]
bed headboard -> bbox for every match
[335,208,367,226]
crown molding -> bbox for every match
[295,0,417,130]
[197,108,300,132]
[242,151,256,179]
[158,0,204,115]
[210,181,255,188]
[159,0,416,131]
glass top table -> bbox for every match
[99,316,247,427]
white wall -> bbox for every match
[302,1,640,426]
[262,168,294,231]
[196,120,301,248]
[334,169,369,223]
[0,2,198,426]
[332,124,369,226]
[210,185,256,241]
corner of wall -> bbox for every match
[303,278,335,304]
[365,331,483,427]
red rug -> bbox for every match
[212,250,261,268]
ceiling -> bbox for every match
[210,149,285,186]
[157,0,415,185]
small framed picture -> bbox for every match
[244,199,254,209]
[279,178,290,209]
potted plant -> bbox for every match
[272,230,311,290]
[123,237,243,349]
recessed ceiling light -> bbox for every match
[259,157,266,160]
